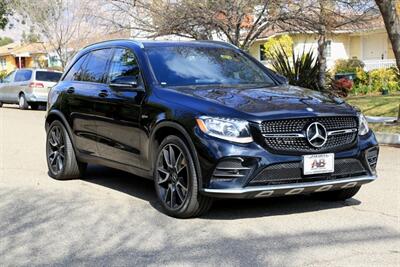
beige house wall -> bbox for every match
[248,30,395,70]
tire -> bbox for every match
[312,186,361,201]
[154,135,213,218]
[18,94,28,110]
[0,102,3,108]
[30,103,39,110]
[46,120,87,180]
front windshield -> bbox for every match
[145,45,275,87]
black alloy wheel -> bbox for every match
[47,125,65,175]
[156,143,189,209]
[46,120,86,179]
[154,135,213,218]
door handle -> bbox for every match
[66,87,75,94]
[98,90,109,98]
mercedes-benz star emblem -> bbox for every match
[306,122,328,148]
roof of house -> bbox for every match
[0,42,48,57]
[257,16,385,40]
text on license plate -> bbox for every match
[303,153,334,175]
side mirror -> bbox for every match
[110,76,140,89]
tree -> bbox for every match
[0,36,13,46]
[12,0,101,68]
[101,0,294,50]
[375,0,400,70]
[280,0,377,89]
[0,0,11,29]
[21,26,41,44]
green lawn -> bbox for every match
[369,123,400,134]
[346,95,400,117]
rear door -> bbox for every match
[94,47,146,167]
[61,50,112,157]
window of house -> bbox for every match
[0,57,6,70]
[108,48,142,86]
[259,44,267,61]
[325,40,332,58]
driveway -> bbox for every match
[0,105,399,266]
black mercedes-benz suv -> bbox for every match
[45,40,379,218]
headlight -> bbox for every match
[196,116,253,143]
[358,113,369,135]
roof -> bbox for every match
[0,42,48,57]
[257,16,385,40]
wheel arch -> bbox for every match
[149,120,203,185]
[45,110,76,150]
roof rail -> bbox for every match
[197,40,239,49]
[82,38,144,49]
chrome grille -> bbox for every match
[260,116,358,154]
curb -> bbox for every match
[375,132,400,145]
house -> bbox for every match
[0,42,49,73]
[248,20,397,72]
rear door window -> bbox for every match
[63,54,89,81]
[36,71,62,82]
[80,49,112,83]
[14,70,33,82]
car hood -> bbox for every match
[173,85,356,118]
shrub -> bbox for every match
[368,68,399,93]
[270,46,320,91]
[263,34,293,59]
[331,78,353,97]
[334,58,365,74]
[0,70,7,81]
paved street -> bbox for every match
[0,105,399,266]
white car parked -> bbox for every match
[0,68,62,110]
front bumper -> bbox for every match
[201,175,376,199]
[194,126,379,199]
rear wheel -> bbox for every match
[46,120,86,180]
[154,135,213,218]
[18,94,28,110]
[312,186,361,201]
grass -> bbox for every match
[346,94,400,117]
[369,123,400,134]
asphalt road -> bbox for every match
[0,105,399,266]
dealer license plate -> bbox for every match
[303,153,334,175]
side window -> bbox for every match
[81,49,112,83]
[3,71,15,83]
[108,48,142,86]
[14,70,32,82]
[63,54,89,81]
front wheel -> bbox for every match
[46,120,86,180]
[312,186,361,201]
[154,135,213,218]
